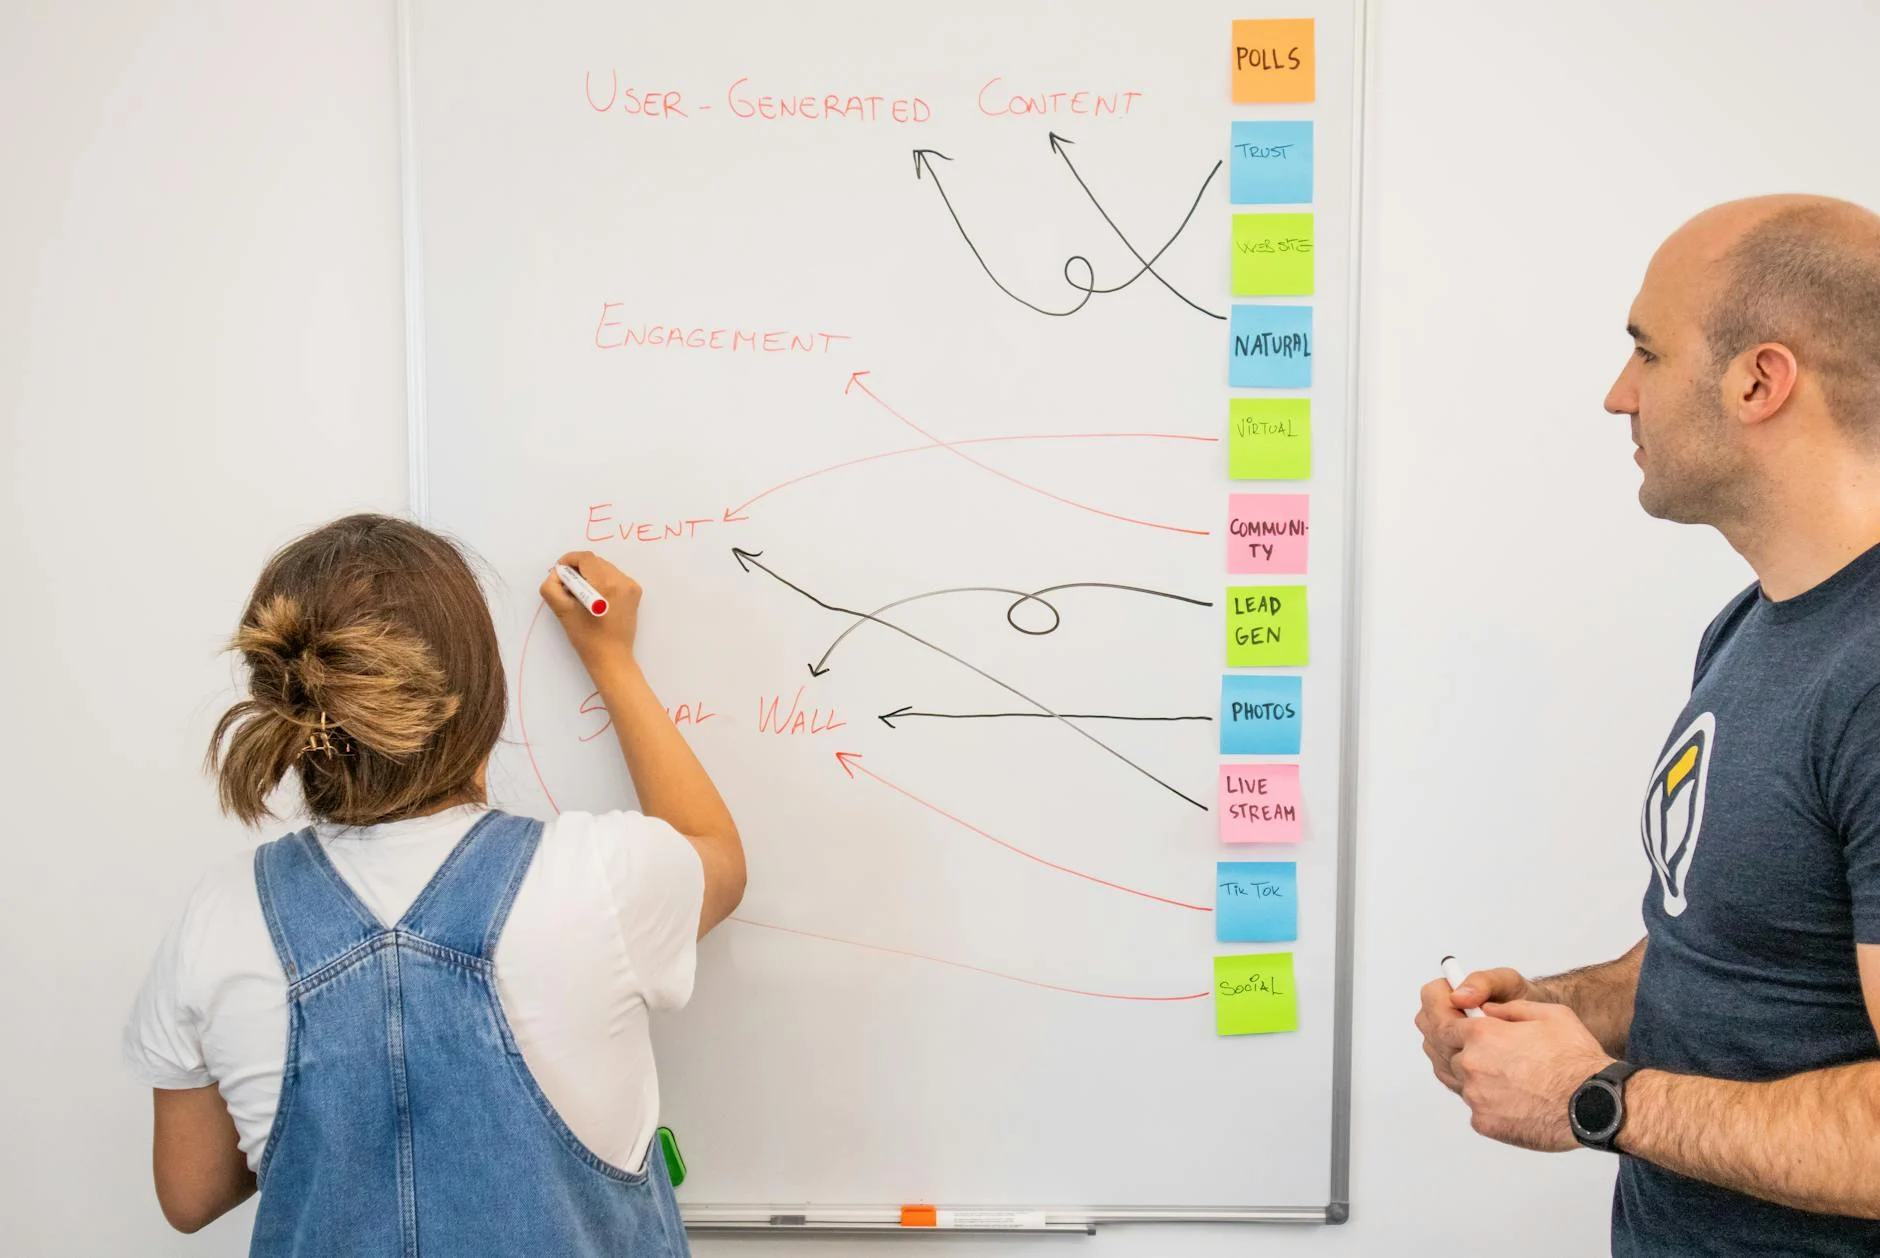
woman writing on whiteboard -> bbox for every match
[120,514,743,1255]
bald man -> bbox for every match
[1417,195,1880,1257]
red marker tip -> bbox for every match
[591,599,608,615]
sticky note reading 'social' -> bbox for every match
[1220,675,1302,755]
[1229,399,1311,480]
[1227,586,1308,667]
[1232,214,1314,296]
[1230,306,1312,389]
[1216,863,1298,943]
[1219,764,1302,843]
[1215,952,1298,1035]
[1231,121,1314,205]
[1228,494,1309,573]
[1232,19,1316,103]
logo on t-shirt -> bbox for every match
[1640,712,1714,917]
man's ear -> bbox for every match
[1736,342,1801,425]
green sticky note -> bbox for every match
[1227,585,1308,666]
[1232,213,1314,296]
[1215,952,1298,1035]
[1229,399,1310,480]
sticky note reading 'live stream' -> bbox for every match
[1215,952,1299,1035]
[1229,399,1311,479]
[1217,863,1298,943]
[1219,764,1302,843]
[1227,586,1308,667]
[1227,494,1309,573]
[1230,306,1312,389]
[1232,19,1316,103]
[1231,121,1314,205]
[1220,675,1302,754]
[1232,214,1315,296]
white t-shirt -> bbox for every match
[122,806,704,1175]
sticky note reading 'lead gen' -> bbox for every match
[1232,214,1315,296]
[1231,121,1314,204]
[1215,952,1298,1035]
[1232,19,1316,103]
[1227,494,1309,573]
[1219,764,1302,843]
[1220,675,1302,754]
[1230,305,1313,389]
[1227,585,1308,667]
[1229,399,1311,479]
[1216,862,1298,942]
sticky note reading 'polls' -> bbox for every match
[1231,121,1314,205]
[1229,399,1311,479]
[1230,305,1312,389]
[1219,764,1302,843]
[1227,585,1308,667]
[1232,214,1315,296]
[1215,952,1298,1035]
[1232,19,1315,103]
[1227,494,1309,573]
[1216,862,1298,943]
[1220,675,1302,755]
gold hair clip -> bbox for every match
[304,713,352,758]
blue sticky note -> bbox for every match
[1230,305,1313,388]
[1217,862,1298,942]
[1231,122,1314,204]
[1221,674,1302,754]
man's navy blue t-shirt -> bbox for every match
[1617,543,1880,1255]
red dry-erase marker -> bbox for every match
[555,564,608,616]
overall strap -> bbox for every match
[253,830,384,983]
[395,811,543,960]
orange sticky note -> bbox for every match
[1232,19,1316,103]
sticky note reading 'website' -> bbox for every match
[1218,764,1302,843]
[1230,305,1312,389]
[1215,952,1298,1035]
[1227,585,1308,667]
[1229,399,1311,479]
[1230,121,1314,204]
[1220,675,1302,755]
[1232,19,1316,103]
[1227,494,1309,573]
[1216,863,1298,943]
[1232,214,1314,296]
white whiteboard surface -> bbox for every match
[406,0,1362,1226]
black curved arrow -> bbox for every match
[913,149,1097,318]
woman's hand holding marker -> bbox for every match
[541,552,641,670]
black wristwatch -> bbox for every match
[1569,1061,1642,1152]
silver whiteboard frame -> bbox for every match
[396,0,1372,1231]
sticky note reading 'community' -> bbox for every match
[1227,494,1309,574]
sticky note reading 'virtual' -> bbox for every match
[1228,585,1308,666]
[1232,214,1314,296]
[1228,494,1309,573]
[1230,305,1312,388]
[1229,399,1311,479]
[1220,675,1302,755]
[1219,764,1302,843]
[1217,863,1298,942]
[1215,952,1298,1035]
[1231,121,1314,205]
[1232,19,1316,103]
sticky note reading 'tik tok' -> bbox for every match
[1216,862,1298,943]
[1232,214,1314,296]
[1215,952,1299,1035]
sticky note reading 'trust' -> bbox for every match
[1230,305,1312,389]
[1232,214,1314,296]
[1219,764,1302,843]
[1229,399,1311,479]
[1220,675,1302,755]
[1215,952,1298,1035]
[1227,494,1309,573]
[1232,19,1315,103]
[1231,121,1314,204]
[1216,863,1298,942]
[1228,585,1308,666]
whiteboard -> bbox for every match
[404,0,1364,1231]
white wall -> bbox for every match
[5,1,1878,1254]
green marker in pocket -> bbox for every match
[657,1126,686,1187]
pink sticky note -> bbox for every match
[1219,764,1302,843]
[1227,494,1310,574]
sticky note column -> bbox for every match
[1215,16,1315,1039]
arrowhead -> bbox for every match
[835,751,864,779]
[731,547,762,573]
[843,370,871,396]
[807,662,831,678]
[722,506,750,524]
[911,148,951,178]
[878,705,913,729]
[1048,131,1074,154]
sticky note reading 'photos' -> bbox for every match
[1215,952,1299,1035]
[1227,585,1308,667]
[1218,764,1302,843]
[1216,863,1298,943]
[1232,214,1314,296]
[1229,399,1311,480]
[1232,19,1316,103]
[1230,305,1313,389]
[1227,494,1309,573]
[1220,675,1302,755]
[1231,121,1314,205]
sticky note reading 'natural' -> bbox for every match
[1228,494,1309,573]
[1227,585,1308,667]
[1232,19,1315,103]
[1230,305,1312,389]
[1219,764,1302,843]
[1231,121,1314,204]
[1215,952,1298,1035]
[1232,214,1315,296]
[1229,399,1311,479]
[1216,863,1298,943]
[1220,675,1302,755]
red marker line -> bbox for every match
[836,752,1209,912]
[843,372,1211,537]
[730,916,1209,1003]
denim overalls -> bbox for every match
[247,810,689,1257]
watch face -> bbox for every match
[1574,1081,1621,1138]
